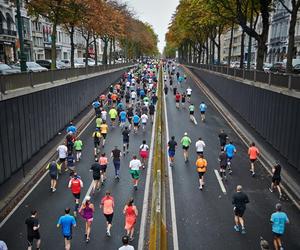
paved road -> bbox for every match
[164,66,300,250]
[0,104,153,249]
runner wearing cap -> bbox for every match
[181,132,192,162]
[68,173,83,216]
[79,196,94,243]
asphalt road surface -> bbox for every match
[164,66,300,250]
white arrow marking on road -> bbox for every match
[214,169,227,194]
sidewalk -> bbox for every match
[184,65,300,210]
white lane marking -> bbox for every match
[163,77,179,250]
[192,116,198,125]
[214,169,227,194]
[138,96,157,250]
[83,180,95,203]
[0,114,95,228]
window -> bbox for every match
[6,13,11,31]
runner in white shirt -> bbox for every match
[119,236,134,250]
[57,144,68,170]
[129,155,142,190]
[126,81,131,90]
[186,87,192,102]
[139,140,149,168]
[140,114,148,130]
[131,91,137,104]
[101,109,107,122]
[195,137,206,155]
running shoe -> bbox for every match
[234,225,240,232]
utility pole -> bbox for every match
[16,0,27,72]
[247,0,254,70]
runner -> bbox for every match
[151,93,158,106]
[199,101,207,122]
[270,203,289,250]
[181,92,186,108]
[57,208,76,250]
[96,115,102,130]
[195,137,206,155]
[46,161,60,192]
[25,210,41,250]
[218,129,228,148]
[66,133,75,155]
[175,92,181,109]
[99,153,108,184]
[218,147,228,181]
[164,84,169,95]
[232,185,249,234]
[140,113,148,131]
[269,162,283,199]
[181,132,192,162]
[122,126,130,155]
[57,143,68,172]
[188,103,196,124]
[68,173,83,216]
[196,154,208,190]
[109,106,118,127]
[186,87,192,102]
[92,128,101,157]
[129,155,142,190]
[66,153,76,176]
[133,113,140,133]
[127,107,134,129]
[168,136,177,166]
[123,198,138,242]
[101,108,108,123]
[131,90,137,104]
[111,146,122,179]
[100,121,108,147]
[100,191,115,237]
[73,138,83,162]
[224,141,237,174]
[119,236,134,250]
[90,159,101,194]
[125,91,131,107]
[139,140,149,168]
[248,142,260,177]
[79,196,94,243]
[66,122,77,135]
[173,85,177,96]
[149,102,155,122]
[119,109,127,128]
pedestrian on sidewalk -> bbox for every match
[123,198,138,242]
[79,196,94,243]
[271,203,289,250]
[195,137,206,156]
[68,173,83,216]
[46,161,60,192]
[73,138,83,162]
[129,155,142,190]
[139,140,149,168]
[232,185,249,234]
[57,208,76,250]
[100,191,115,237]
[111,146,122,180]
[181,132,192,163]
[248,142,260,177]
[269,162,283,199]
[196,154,207,190]
[25,210,41,250]
[90,159,101,194]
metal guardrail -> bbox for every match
[0,63,134,93]
[187,63,300,91]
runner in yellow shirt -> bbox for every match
[109,107,118,127]
[100,121,109,147]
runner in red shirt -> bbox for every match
[175,92,181,109]
[68,173,83,216]
[248,142,260,177]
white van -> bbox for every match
[283,58,300,66]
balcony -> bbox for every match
[0,28,17,37]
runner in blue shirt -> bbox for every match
[66,122,77,135]
[271,203,289,250]
[57,208,76,250]
[92,100,101,115]
[133,114,140,133]
[119,110,127,128]
[224,141,237,174]
[199,102,207,122]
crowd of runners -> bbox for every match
[163,61,289,250]
[25,61,159,250]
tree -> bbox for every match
[277,0,300,73]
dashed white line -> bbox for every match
[214,169,227,194]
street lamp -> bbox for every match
[16,0,27,72]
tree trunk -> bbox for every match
[197,45,202,64]
[102,38,108,65]
[286,9,298,73]
[51,22,57,70]
[113,38,116,64]
[85,32,90,67]
[217,30,221,64]
[228,24,234,66]
[247,1,254,69]
[240,30,245,69]
[206,39,209,64]
[70,25,75,68]
[109,38,113,65]
[94,36,98,66]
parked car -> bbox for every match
[293,64,300,74]
[36,59,51,69]
[230,61,240,68]
[13,62,48,72]
[75,57,96,67]
[74,58,85,68]
[60,59,71,68]
[269,62,286,73]
[0,63,21,75]
[263,63,272,73]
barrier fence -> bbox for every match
[186,63,300,91]
[0,63,134,93]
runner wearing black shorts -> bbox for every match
[25,210,41,250]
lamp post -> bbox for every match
[16,0,27,72]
